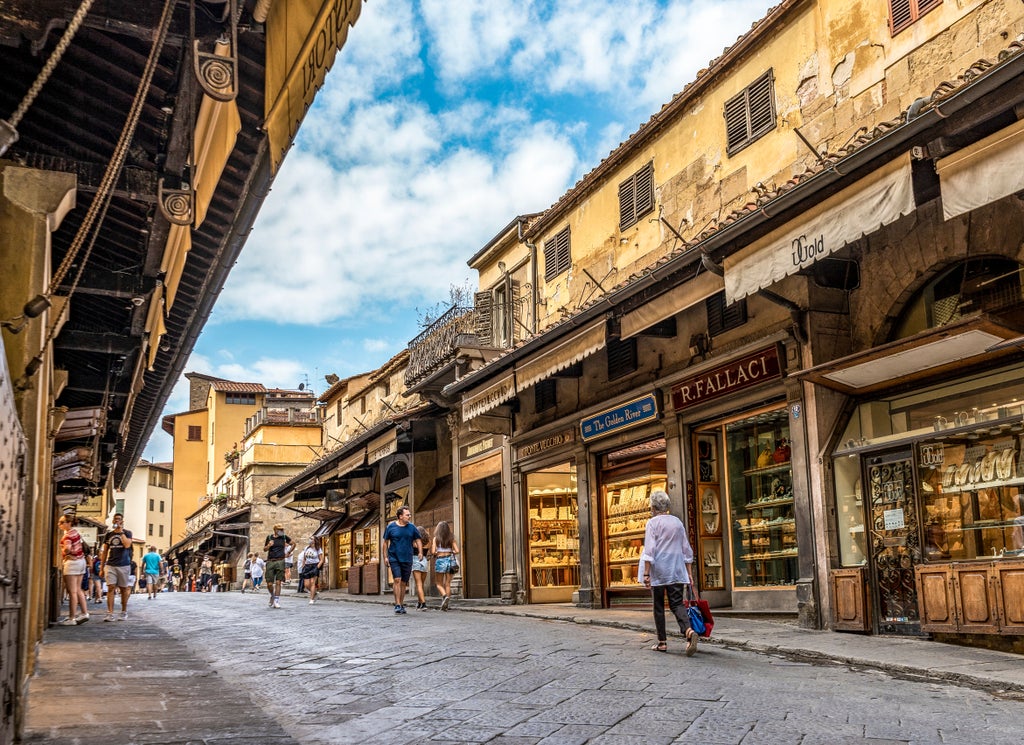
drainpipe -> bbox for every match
[518,218,538,335]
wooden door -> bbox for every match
[993,560,1024,634]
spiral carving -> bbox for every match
[198,55,235,97]
[158,178,193,226]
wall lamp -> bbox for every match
[1,294,51,334]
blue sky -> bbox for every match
[142,0,778,463]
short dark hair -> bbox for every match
[397,505,411,518]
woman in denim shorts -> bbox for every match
[431,520,460,611]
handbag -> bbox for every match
[449,555,459,573]
[684,584,714,638]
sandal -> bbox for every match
[685,629,698,657]
[651,641,667,652]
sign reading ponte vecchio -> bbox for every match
[671,345,782,411]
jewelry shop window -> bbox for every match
[725,408,797,588]
[526,463,579,603]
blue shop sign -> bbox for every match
[580,393,660,442]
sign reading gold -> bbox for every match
[264,0,365,172]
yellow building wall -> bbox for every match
[522,0,1023,331]
[170,409,209,543]
[205,390,263,492]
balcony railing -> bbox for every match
[245,406,320,437]
[405,304,476,386]
[184,491,251,536]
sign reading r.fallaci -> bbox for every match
[671,345,783,411]
[580,393,659,442]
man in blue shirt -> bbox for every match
[141,546,163,599]
[382,506,422,614]
[99,512,133,621]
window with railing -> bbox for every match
[405,304,476,386]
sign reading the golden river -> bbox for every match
[265,0,365,172]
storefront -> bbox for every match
[671,343,804,613]
[580,393,666,607]
[458,435,505,599]
[517,430,580,603]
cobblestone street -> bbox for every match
[23,592,1024,744]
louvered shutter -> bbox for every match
[889,0,913,34]
[606,337,638,380]
[474,290,493,346]
[724,93,750,152]
[544,227,572,281]
[635,162,654,219]
[509,279,522,344]
[748,72,775,139]
[618,178,635,231]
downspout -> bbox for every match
[518,218,539,335]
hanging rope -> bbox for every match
[17,0,178,389]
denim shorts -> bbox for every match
[434,556,455,574]
[389,560,412,583]
[411,555,428,573]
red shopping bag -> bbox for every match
[685,584,714,638]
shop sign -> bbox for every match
[517,430,574,460]
[883,508,905,531]
[671,345,782,411]
[367,431,397,463]
[460,436,498,462]
[580,394,659,442]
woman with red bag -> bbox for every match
[640,490,698,656]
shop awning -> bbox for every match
[796,315,1023,395]
[621,270,723,339]
[367,429,398,464]
[724,154,915,304]
[337,448,367,479]
[462,370,517,422]
[515,318,607,390]
[937,118,1024,220]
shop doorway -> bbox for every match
[463,475,502,598]
[864,449,922,635]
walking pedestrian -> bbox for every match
[99,512,134,621]
[431,520,459,611]
[170,559,182,591]
[298,538,324,604]
[199,555,213,592]
[57,513,90,625]
[264,524,294,609]
[382,506,421,614]
[640,489,698,656]
[284,551,294,583]
[142,545,162,599]
[241,553,253,593]
[411,525,430,610]
[250,552,265,591]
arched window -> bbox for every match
[892,257,1023,340]
[384,460,409,485]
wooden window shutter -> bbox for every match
[890,0,941,36]
[474,290,494,346]
[706,291,748,337]
[509,278,522,344]
[535,378,557,412]
[748,73,775,139]
[618,162,655,231]
[725,70,775,155]
[544,227,571,281]
[606,337,638,380]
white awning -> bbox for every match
[621,270,723,339]
[367,430,398,463]
[937,117,1024,220]
[336,448,366,478]
[462,370,516,422]
[724,154,914,304]
[515,319,607,390]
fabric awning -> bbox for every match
[796,315,1022,395]
[724,154,915,304]
[462,370,516,422]
[336,448,366,478]
[621,270,724,339]
[367,429,398,464]
[515,318,607,390]
[937,117,1024,220]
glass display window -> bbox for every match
[919,430,1024,560]
[599,439,666,605]
[335,530,352,587]
[694,432,724,590]
[352,524,379,566]
[724,408,798,588]
[833,454,867,566]
[526,462,579,603]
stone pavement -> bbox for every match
[312,589,1024,695]
[20,589,1024,744]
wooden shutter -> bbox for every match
[618,178,636,232]
[535,379,557,412]
[725,70,775,154]
[606,337,638,380]
[889,0,913,34]
[748,72,775,139]
[706,291,748,337]
[474,290,494,346]
[509,278,522,344]
[544,227,571,281]
[724,92,750,152]
[618,162,655,231]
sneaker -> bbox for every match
[75,613,90,625]
[440,595,450,611]
[398,605,407,614]
[59,618,77,626]
[685,630,698,657]
[103,613,115,622]
[119,612,128,621]
[269,596,275,607]
[308,599,316,605]
[273,599,281,609]
[417,602,426,610]
[394,605,402,614]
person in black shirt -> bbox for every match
[99,512,134,621]
[263,523,293,609]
